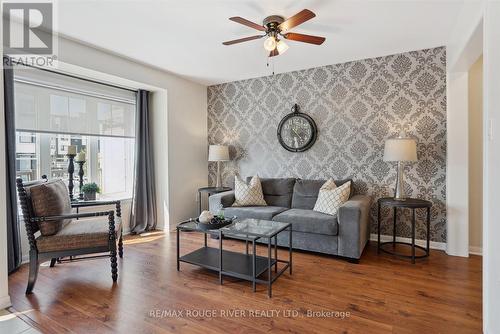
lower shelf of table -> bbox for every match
[378,241,429,259]
[179,247,276,279]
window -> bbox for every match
[14,67,136,199]
[18,132,35,143]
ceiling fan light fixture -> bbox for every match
[276,40,289,54]
[223,10,325,58]
[263,36,277,51]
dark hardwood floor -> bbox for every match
[8,232,482,333]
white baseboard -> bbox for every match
[469,246,482,256]
[370,233,447,251]
[0,295,12,309]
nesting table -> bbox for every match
[177,218,292,297]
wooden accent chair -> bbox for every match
[16,177,123,294]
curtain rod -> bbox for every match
[14,63,139,93]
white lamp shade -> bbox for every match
[208,145,229,161]
[383,138,417,162]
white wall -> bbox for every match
[445,0,484,257]
[449,2,500,332]
[483,2,500,332]
[446,70,469,257]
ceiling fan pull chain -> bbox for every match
[266,56,275,75]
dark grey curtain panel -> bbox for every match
[3,56,21,272]
[130,90,157,233]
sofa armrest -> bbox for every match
[337,195,372,260]
[208,191,235,213]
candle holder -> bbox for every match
[66,153,76,201]
[77,160,86,200]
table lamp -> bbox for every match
[383,135,417,200]
[208,145,230,188]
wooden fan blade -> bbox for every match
[278,9,316,32]
[269,48,279,57]
[222,35,264,45]
[229,17,266,31]
[283,32,325,45]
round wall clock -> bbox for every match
[277,104,318,152]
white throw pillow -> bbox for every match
[313,180,351,216]
[232,175,267,207]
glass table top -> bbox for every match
[177,218,290,239]
[177,220,201,231]
[220,219,290,238]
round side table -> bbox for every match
[377,197,432,263]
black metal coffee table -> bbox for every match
[177,218,292,297]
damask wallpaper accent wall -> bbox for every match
[207,47,447,242]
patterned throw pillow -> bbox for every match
[29,179,72,236]
[313,180,351,216]
[232,175,267,207]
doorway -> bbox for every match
[468,55,483,255]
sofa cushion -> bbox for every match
[291,178,353,209]
[265,230,339,255]
[246,177,295,207]
[36,216,122,253]
[224,206,288,221]
[29,179,72,236]
[272,208,338,236]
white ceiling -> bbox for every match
[56,0,466,86]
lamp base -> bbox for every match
[215,161,222,188]
[393,161,406,201]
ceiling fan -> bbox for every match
[222,9,326,57]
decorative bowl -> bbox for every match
[196,217,233,231]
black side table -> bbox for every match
[377,197,432,263]
[198,186,232,215]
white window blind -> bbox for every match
[13,66,137,199]
[14,67,136,138]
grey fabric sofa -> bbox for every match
[209,178,371,261]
